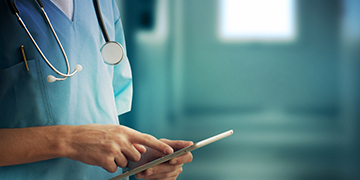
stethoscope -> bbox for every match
[7,0,125,83]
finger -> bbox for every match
[127,130,174,155]
[147,177,179,180]
[103,165,118,173]
[121,142,141,162]
[160,139,194,151]
[133,143,147,154]
[137,165,183,179]
[103,157,118,173]
[169,152,193,165]
[114,154,128,168]
[146,163,182,176]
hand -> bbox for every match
[128,139,193,180]
[61,124,174,173]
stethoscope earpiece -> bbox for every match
[47,64,82,83]
[75,64,83,72]
[47,75,57,83]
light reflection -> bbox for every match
[219,0,296,41]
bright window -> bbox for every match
[219,0,296,42]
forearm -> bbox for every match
[0,124,174,173]
[0,125,69,167]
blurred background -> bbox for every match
[115,0,360,179]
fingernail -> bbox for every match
[136,173,144,179]
[146,169,153,176]
[170,159,177,165]
[165,147,173,154]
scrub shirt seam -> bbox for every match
[114,17,121,25]
[36,59,55,125]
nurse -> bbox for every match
[0,0,192,179]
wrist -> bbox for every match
[50,125,74,159]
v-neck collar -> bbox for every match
[49,0,74,21]
[42,0,76,24]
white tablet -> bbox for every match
[109,130,234,180]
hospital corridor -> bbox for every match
[116,0,360,180]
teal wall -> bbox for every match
[117,0,360,179]
[181,0,340,113]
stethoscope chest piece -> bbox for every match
[101,41,125,65]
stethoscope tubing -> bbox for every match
[8,0,122,82]
[93,0,110,43]
[9,0,77,78]
[37,3,72,76]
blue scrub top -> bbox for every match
[0,0,132,179]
